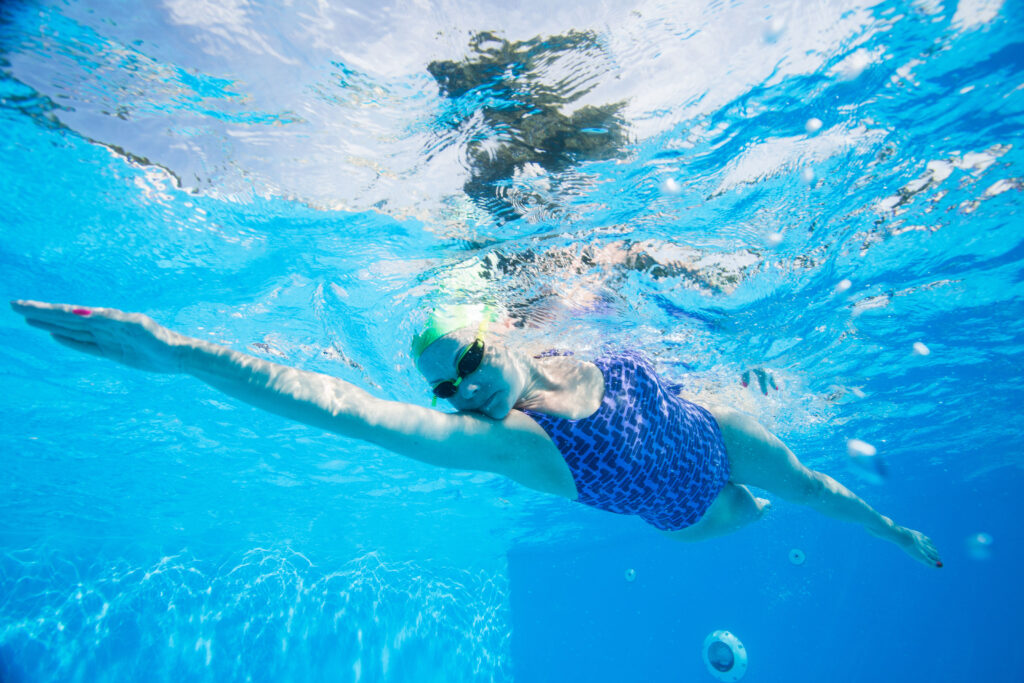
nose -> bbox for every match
[459,379,482,399]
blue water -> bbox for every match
[2,0,1023,681]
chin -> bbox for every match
[484,393,512,420]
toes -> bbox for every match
[912,532,942,568]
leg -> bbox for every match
[661,482,771,542]
[705,405,942,568]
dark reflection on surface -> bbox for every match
[490,239,755,293]
[455,238,756,333]
[428,30,627,221]
[0,63,187,186]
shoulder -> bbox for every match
[455,408,561,460]
[432,408,578,499]
[484,410,579,499]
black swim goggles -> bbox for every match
[431,338,485,404]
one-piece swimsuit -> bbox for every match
[522,352,730,531]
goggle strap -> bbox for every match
[428,321,489,407]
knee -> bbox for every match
[786,471,827,504]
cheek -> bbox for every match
[487,364,515,393]
[455,370,503,407]
[500,358,524,392]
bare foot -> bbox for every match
[867,520,942,568]
[900,528,943,568]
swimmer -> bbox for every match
[10,300,943,568]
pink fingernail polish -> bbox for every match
[72,308,92,316]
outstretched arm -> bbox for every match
[10,301,576,497]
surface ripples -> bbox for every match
[2,0,1023,679]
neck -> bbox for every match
[514,354,604,419]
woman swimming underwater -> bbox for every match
[11,299,942,568]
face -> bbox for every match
[416,327,525,419]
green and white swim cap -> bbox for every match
[410,303,498,361]
[411,258,501,361]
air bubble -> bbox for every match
[913,342,930,356]
[801,167,816,184]
[847,439,877,457]
[835,279,852,293]
[766,232,783,246]
[805,118,823,134]
[763,16,786,43]
[847,439,887,484]
[966,533,993,560]
[837,49,872,81]
[661,178,682,194]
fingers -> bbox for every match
[740,368,779,394]
[754,368,769,395]
[25,318,96,343]
[12,301,108,357]
[11,300,111,317]
[50,333,106,358]
[11,301,99,317]
[12,300,92,327]
[10,301,123,333]
[11,300,87,315]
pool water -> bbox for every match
[1,0,1022,681]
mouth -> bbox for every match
[483,391,503,415]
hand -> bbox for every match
[11,300,190,374]
[740,367,779,395]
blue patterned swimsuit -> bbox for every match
[522,352,730,531]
